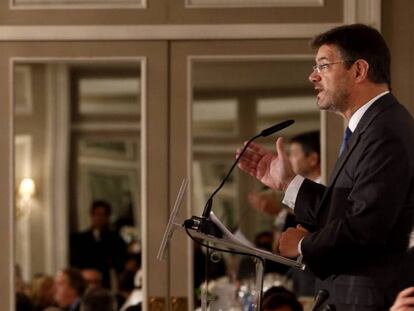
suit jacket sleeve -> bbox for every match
[294,179,326,232]
[301,129,414,279]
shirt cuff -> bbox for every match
[298,237,304,255]
[282,175,305,209]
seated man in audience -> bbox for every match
[248,131,321,218]
[249,131,320,296]
[81,287,117,311]
[81,268,103,290]
[262,286,303,311]
[54,268,86,311]
[29,275,56,311]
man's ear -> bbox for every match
[354,59,370,83]
[308,151,319,167]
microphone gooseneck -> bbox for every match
[183,120,294,237]
[201,119,294,219]
[260,119,295,137]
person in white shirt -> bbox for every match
[237,24,414,310]
[248,131,321,296]
[248,131,321,218]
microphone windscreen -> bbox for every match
[260,120,294,137]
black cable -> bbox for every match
[202,119,294,219]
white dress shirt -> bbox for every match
[282,91,389,254]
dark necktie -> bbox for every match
[339,127,352,156]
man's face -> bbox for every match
[91,206,110,230]
[289,142,312,176]
[82,269,102,289]
[54,271,77,307]
[309,44,354,113]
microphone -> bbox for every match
[260,119,295,137]
[183,120,294,236]
[311,289,330,311]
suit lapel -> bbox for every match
[318,93,397,208]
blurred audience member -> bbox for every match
[262,286,303,311]
[248,131,320,297]
[289,131,321,183]
[29,275,55,311]
[117,268,137,308]
[70,200,127,288]
[81,269,102,290]
[115,251,142,308]
[81,287,117,311]
[119,270,143,311]
[248,131,321,218]
[124,252,141,274]
[54,268,86,311]
[16,292,33,311]
[16,265,33,311]
[16,265,26,294]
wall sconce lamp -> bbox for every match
[17,178,36,218]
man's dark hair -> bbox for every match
[311,23,391,88]
[81,287,117,311]
[262,286,303,311]
[16,293,33,311]
[290,131,320,158]
[62,268,86,297]
[90,200,112,216]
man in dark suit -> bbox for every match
[70,200,127,288]
[237,24,414,310]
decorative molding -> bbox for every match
[77,164,139,230]
[14,135,32,179]
[78,156,139,169]
[71,122,141,132]
[0,23,345,41]
[10,0,146,10]
[78,75,141,116]
[185,0,324,9]
[357,0,381,30]
[0,0,381,41]
[44,63,70,273]
[14,135,32,282]
[343,0,381,29]
[14,65,33,115]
